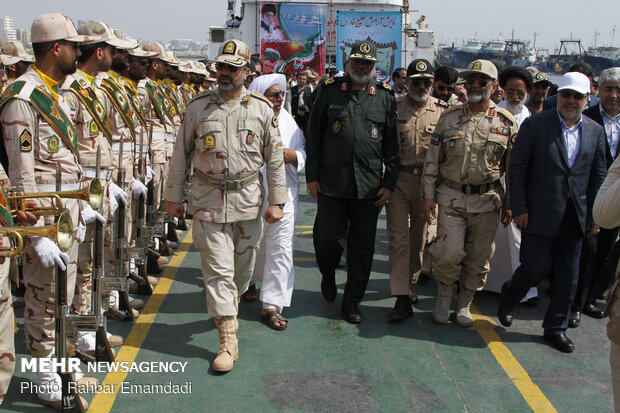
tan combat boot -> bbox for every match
[212,316,239,372]
[433,282,453,324]
[455,288,476,327]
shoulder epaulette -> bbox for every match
[440,104,462,116]
[496,107,516,125]
[380,82,392,91]
[249,90,273,107]
[324,78,335,85]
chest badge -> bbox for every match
[89,120,99,136]
[449,139,456,148]
[331,120,342,135]
[246,131,255,145]
[203,133,215,150]
[371,124,379,139]
[48,135,59,153]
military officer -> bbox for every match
[0,41,35,83]
[306,41,400,324]
[0,13,97,408]
[165,39,288,372]
[421,59,517,327]
[386,59,446,322]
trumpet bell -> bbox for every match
[56,211,74,252]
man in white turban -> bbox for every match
[247,73,306,330]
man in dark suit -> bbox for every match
[542,62,600,111]
[289,73,300,118]
[498,72,607,353]
[571,67,620,326]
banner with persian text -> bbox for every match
[260,2,327,75]
[336,10,401,83]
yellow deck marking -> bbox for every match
[88,229,194,413]
[470,305,557,413]
[293,257,315,261]
[294,230,313,236]
[295,225,313,228]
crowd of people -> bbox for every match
[0,11,619,411]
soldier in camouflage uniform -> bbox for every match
[421,59,517,327]
[165,39,288,372]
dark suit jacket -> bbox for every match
[583,103,616,168]
[509,109,607,237]
[290,84,299,116]
[542,94,600,111]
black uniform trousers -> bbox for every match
[501,199,583,334]
[313,194,379,303]
[573,226,620,311]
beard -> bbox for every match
[408,90,429,102]
[504,98,525,115]
[349,69,374,85]
[218,74,245,91]
[468,87,492,104]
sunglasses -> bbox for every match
[410,78,432,88]
[265,91,285,98]
[216,62,240,72]
[465,78,490,87]
[436,85,455,92]
[559,90,586,100]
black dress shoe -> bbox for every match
[497,297,514,327]
[321,274,337,302]
[409,286,419,304]
[583,303,604,319]
[543,332,575,353]
[388,296,413,322]
[568,311,581,328]
[341,299,363,324]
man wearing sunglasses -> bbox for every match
[386,59,446,321]
[498,72,607,353]
[306,41,400,324]
[421,59,517,327]
[165,39,288,372]
[432,66,459,107]
[0,12,98,409]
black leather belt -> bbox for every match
[442,178,499,195]
[400,165,423,175]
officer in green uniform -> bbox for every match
[306,41,400,323]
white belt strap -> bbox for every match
[152,131,167,141]
[165,134,176,143]
[37,183,82,192]
[111,142,134,152]
[82,168,112,180]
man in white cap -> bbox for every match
[165,39,288,372]
[421,59,517,327]
[0,41,35,86]
[247,73,306,330]
[498,72,607,353]
[0,12,97,409]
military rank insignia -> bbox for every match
[210,95,218,102]
[272,115,279,128]
[487,109,496,117]
[48,135,59,153]
[430,133,440,145]
[89,120,99,136]
[203,133,215,150]
[490,127,510,136]
[151,109,157,117]
[242,95,250,103]
[78,78,88,87]
[341,83,348,91]
[369,86,376,95]
[331,120,342,135]
[19,129,32,152]
[370,124,379,139]
[246,132,254,145]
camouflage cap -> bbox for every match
[213,39,251,68]
[31,13,91,43]
[349,41,377,62]
[142,42,166,59]
[459,59,498,80]
[77,21,135,49]
[1,41,35,64]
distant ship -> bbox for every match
[444,35,534,68]
[583,46,620,73]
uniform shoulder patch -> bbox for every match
[250,90,273,107]
[19,129,32,152]
[431,133,441,145]
[496,107,516,125]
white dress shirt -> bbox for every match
[558,109,582,169]
[601,105,620,159]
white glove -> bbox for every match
[108,181,128,217]
[146,166,155,185]
[31,236,70,270]
[132,178,148,199]
[81,204,106,225]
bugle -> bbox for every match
[0,210,74,257]
[8,178,103,217]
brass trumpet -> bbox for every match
[0,210,74,257]
[8,178,103,217]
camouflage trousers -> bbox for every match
[24,199,80,356]
[386,172,428,296]
[0,257,14,405]
[430,206,499,291]
[193,217,263,317]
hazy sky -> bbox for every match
[2,0,618,52]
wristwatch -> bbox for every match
[273,203,285,210]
